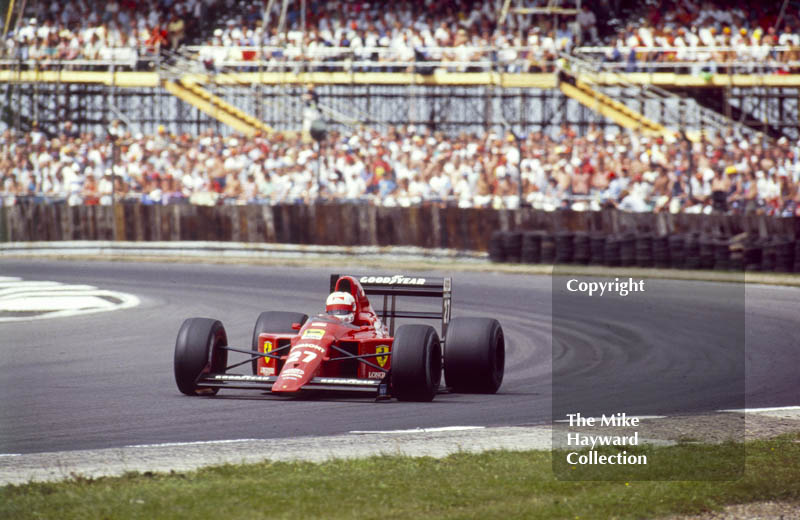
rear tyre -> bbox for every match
[391,324,442,402]
[251,311,308,375]
[444,317,505,393]
[174,318,228,396]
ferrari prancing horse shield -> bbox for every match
[376,345,390,367]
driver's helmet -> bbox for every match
[325,291,356,323]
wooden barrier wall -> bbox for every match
[1,202,798,249]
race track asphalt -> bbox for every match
[0,259,797,455]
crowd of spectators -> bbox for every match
[1,0,221,67]
[593,1,800,73]
[3,0,796,73]
[2,121,798,217]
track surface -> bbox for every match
[0,259,797,455]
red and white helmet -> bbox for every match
[325,291,356,323]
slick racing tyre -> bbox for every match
[251,311,308,375]
[391,324,442,402]
[444,317,505,393]
[174,318,228,396]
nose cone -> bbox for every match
[272,343,326,393]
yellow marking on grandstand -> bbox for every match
[0,70,159,86]
[560,81,669,137]
[172,71,556,88]
[1,69,799,90]
[164,80,272,136]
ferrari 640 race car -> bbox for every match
[173,274,504,401]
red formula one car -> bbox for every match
[173,274,504,401]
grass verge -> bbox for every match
[2,435,799,520]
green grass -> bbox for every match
[3,435,800,520]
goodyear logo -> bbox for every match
[359,275,426,285]
[302,328,325,340]
[376,345,390,367]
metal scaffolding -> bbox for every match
[0,78,797,140]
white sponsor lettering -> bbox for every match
[281,368,305,379]
[359,275,426,286]
[213,374,275,382]
[302,328,325,340]
[368,371,386,379]
[295,343,326,354]
[259,366,275,376]
[316,378,380,385]
[310,322,328,327]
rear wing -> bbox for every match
[329,274,452,339]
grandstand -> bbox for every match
[0,0,798,221]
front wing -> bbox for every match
[196,373,390,397]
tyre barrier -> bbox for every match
[488,231,506,263]
[589,233,606,266]
[503,231,523,263]
[795,240,800,273]
[653,235,670,268]
[541,232,556,264]
[635,233,654,268]
[604,235,622,267]
[488,230,800,273]
[573,232,590,265]
[619,233,636,267]
[668,234,685,269]
[555,231,574,264]
[521,231,543,264]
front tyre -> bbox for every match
[391,324,442,402]
[174,318,228,396]
[444,317,505,393]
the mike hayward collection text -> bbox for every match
[564,412,648,466]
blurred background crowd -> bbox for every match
[0,0,798,215]
[2,121,798,216]
[1,0,797,73]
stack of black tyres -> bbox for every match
[635,233,654,268]
[729,240,745,271]
[573,232,590,265]
[743,239,763,271]
[774,239,795,273]
[488,231,506,263]
[713,238,731,271]
[761,239,776,272]
[541,232,556,264]
[684,233,701,270]
[521,231,543,264]
[503,231,523,263]
[795,240,800,273]
[653,235,670,268]
[604,235,622,266]
[619,233,636,267]
[555,231,574,264]
[669,234,685,269]
[761,238,778,273]
[698,235,716,270]
[589,233,606,265]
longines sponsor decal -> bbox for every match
[368,371,386,379]
[359,275,426,285]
